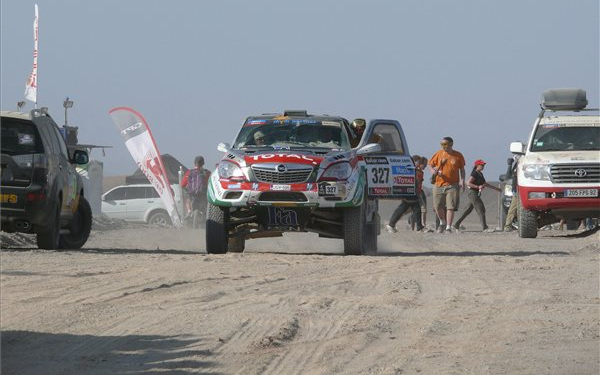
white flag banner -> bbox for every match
[109,107,182,227]
[24,4,39,103]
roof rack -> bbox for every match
[283,110,308,117]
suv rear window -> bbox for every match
[0,119,44,156]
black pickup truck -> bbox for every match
[1,109,92,249]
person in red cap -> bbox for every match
[453,159,502,232]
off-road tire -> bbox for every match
[228,236,245,253]
[343,196,366,255]
[148,211,172,227]
[518,202,538,238]
[365,212,379,254]
[59,197,92,249]
[206,203,228,254]
[37,201,60,250]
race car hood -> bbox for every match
[520,150,599,165]
[243,151,325,167]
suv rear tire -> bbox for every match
[59,197,92,249]
[37,201,60,250]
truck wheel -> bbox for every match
[365,212,379,254]
[518,202,538,238]
[59,197,92,249]
[148,211,172,227]
[228,236,245,253]
[206,203,229,254]
[343,197,366,255]
[37,201,60,250]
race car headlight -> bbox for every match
[321,162,353,181]
[218,161,245,181]
[522,164,551,181]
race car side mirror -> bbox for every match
[509,142,525,154]
[217,143,231,153]
[356,143,381,155]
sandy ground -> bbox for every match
[1,215,599,375]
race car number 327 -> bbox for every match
[318,182,338,196]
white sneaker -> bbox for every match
[483,228,495,233]
[385,224,398,233]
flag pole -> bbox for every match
[24,4,39,108]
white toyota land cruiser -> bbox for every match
[510,88,600,238]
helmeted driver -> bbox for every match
[350,118,366,147]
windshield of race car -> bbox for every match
[234,119,351,150]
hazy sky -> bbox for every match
[2,0,598,182]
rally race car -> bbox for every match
[206,110,417,255]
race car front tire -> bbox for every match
[343,199,366,255]
[518,202,538,239]
[206,203,229,254]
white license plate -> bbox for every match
[318,182,339,196]
[564,189,598,197]
[271,184,291,191]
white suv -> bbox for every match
[510,88,600,238]
[101,184,183,226]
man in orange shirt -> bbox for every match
[428,136,466,233]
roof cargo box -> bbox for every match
[541,88,587,110]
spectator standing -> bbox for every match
[386,155,424,233]
[416,156,433,232]
[428,136,466,233]
[453,159,502,232]
[503,154,520,232]
[181,155,211,228]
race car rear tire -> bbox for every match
[228,236,245,253]
[518,202,538,238]
[206,203,229,254]
[59,197,92,249]
[37,200,60,250]
[343,199,366,255]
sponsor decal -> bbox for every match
[388,156,410,163]
[272,184,291,191]
[252,183,259,190]
[391,165,412,175]
[246,120,267,125]
[248,153,319,163]
[393,175,415,185]
[393,186,416,195]
[363,156,389,164]
[268,207,299,226]
[228,183,241,189]
[306,183,313,191]
[370,187,391,195]
[120,121,143,136]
